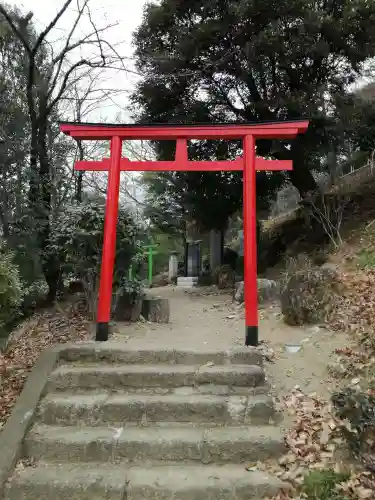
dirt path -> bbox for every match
[114,287,349,401]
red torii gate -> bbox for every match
[60,120,309,346]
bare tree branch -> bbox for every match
[48,58,106,113]
[32,0,73,56]
[48,0,89,96]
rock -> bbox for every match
[113,291,143,322]
[234,281,244,303]
[234,279,280,304]
[152,272,169,288]
[281,266,341,326]
[321,262,339,272]
[141,296,170,323]
[258,279,280,303]
[213,265,236,289]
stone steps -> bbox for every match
[37,392,276,426]
[47,364,265,392]
[4,344,288,499]
[58,343,263,367]
[4,463,288,500]
[25,424,286,464]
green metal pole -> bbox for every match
[143,244,158,287]
[128,265,133,280]
[148,247,153,287]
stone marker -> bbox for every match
[168,252,178,281]
[210,229,222,271]
[187,240,202,278]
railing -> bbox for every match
[330,151,375,194]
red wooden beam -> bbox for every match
[96,136,122,340]
[63,127,301,140]
[74,158,293,172]
[60,121,309,141]
[243,135,258,346]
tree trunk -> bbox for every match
[0,207,10,238]
[270,139,318,198]
[28,126,39,205]
[37,118,61,303]
[15,160,24,219]
[0,182,10,238]
[288,162,318,198]
[75,140,84,203]
[289,138,318,197]
[220,229,225,264]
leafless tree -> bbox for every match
[303,190,351,249]
[0,0,128,300]
[83,139,153,210]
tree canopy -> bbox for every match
[132,0,375,231]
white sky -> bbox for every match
[14,0,149,122]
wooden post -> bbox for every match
[96,136,122,341]
[243,135,258,346]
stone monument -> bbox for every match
[168,251,178,282]
[177,240,201,288]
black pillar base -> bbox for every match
[96,322,109,342]
[245,325,258,347]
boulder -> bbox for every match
[281,266,341,326]
[258,279,280,303]
[152,272,169,288]
[234,279,280,304]
[213,265,236,289]
[234,281,244,303]
[141,296,170,323]
[113,291,143,322]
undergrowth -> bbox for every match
[331,388,375,458]
[301,470,351,500]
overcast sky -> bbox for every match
[14,0,149,122]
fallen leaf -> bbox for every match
[357,487,374,499]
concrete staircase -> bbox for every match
[4,343,289,500]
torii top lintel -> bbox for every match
[60,120,309,172]
[60,120,309,141]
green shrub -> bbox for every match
[280,255,341,326]
[356,249,375,270]
[47,201,142,317]
[22,278,49,310]
[0,243,24,331]
[118,276,142,297]
[301,469,350,500]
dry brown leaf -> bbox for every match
[358,488,374,499]
[0,302,90,427]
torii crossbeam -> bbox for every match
[61,120,309,346]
